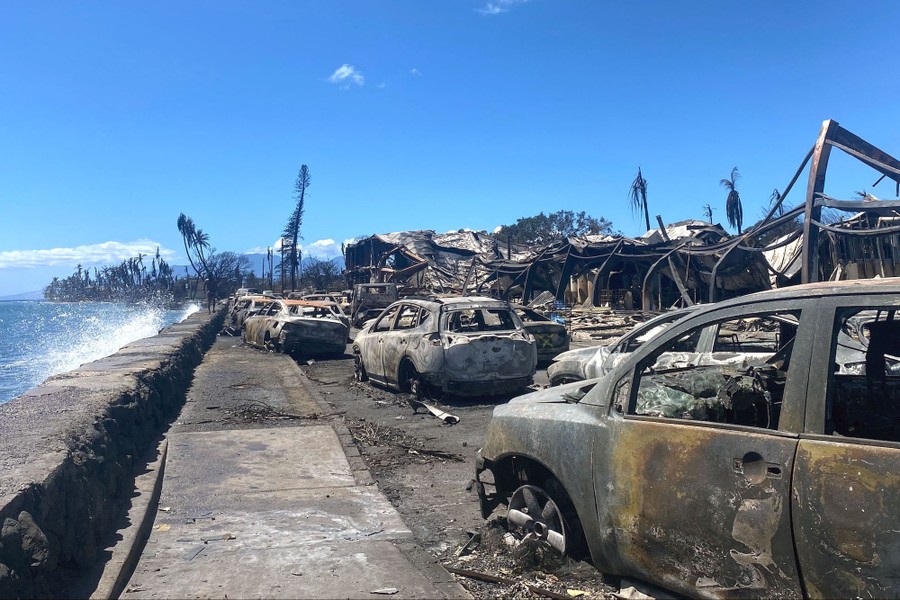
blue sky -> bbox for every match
[1,1,899,296]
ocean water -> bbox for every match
[0,301,200,405]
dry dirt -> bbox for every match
[300,349,618,600]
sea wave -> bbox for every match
[0,301,200,405]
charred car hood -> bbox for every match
[507,378,599,405]
[551,345,603,363]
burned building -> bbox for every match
[344,223,771,310]
[344,120,900,309]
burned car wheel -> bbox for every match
[354,355,368,382]
[507,483,580,556]
[264,332,281,353]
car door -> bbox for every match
[365,304,400,382]
[596,301,809,598]
[792,299,900,598]
[381,305,421,386]
[262,302,285,345]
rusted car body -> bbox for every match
[476,279,900,598]
[243,299,349,356]
[229,295,276,329]
[547,307,698,385]
[514,306,570,362]
[353,296,537,397]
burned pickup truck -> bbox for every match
[476,279,900,598]
[353,296,537,398]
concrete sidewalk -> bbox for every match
[118,337,469,599]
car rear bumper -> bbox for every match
[444,376,532,396]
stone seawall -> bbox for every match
[0,309,224,598]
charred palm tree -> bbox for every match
[768,188,784,217]
[721,167,743,234]
[702,204,714,223]
[629,168,651,232]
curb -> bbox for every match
[293,361,473,600]
[293,362,375,486]
[91,437,168,600]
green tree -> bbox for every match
[301,257,343,290]
[283,164,310,290]
[721,167,743,234]
[205,250,251,294]
[495,210,613,246]
[629,167,651,232]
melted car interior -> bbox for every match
[629,312,799,430]
[827,308,900,442]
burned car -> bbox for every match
[243,299,349,356]
[547,307,698,386]
[229,295,276,329]
[353,296,537,397]
[476,279,900,598]
[513,306,570,362]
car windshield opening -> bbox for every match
[444,308,517,333]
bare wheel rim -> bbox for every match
[507,484,567,554]
[354,355,367,381]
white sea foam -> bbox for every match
[0,302,200,404]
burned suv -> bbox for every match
[476,279,900,598]
[353,296,537,397]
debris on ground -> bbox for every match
[442,520,616,599]
[408,398,460,424]
[344,418,465,463]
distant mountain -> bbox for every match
[244,253,346,273]
[169,253,345,279]
[0,290,45,301]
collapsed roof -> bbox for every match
[345,221,771,310]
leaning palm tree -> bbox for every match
[629,167,651,232]
[721,167,743,234]
[177,214,202,276]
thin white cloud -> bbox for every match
[476,0,527,15]
[250,238,346,261]
[328,64,364,88]
[410,67,422,77]
[0,240,177,270]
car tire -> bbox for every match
[354,355,368,382]
[507,479,586,558]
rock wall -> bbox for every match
[0,309,224,598]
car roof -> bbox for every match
[395,295,510,308]
[705,278,900,310]
[281,299,333,308]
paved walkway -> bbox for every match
[118,337,468,599]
